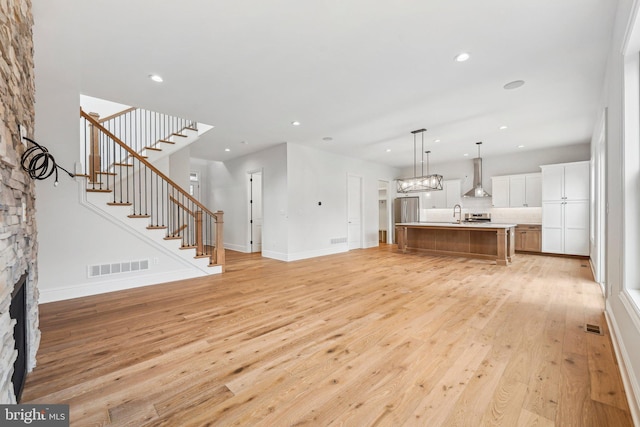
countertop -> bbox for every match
[396,222,517,229]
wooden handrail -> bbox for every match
[81,108,218,220]
[98,107,137,124]
[170,195,195,216]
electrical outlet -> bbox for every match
[19,125,27,146]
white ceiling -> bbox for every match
[33,0,617,169]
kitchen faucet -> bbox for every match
[453,204,462,223]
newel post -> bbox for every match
[89,112,101,182]
[215,210,225,271]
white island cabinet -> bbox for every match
[541,161,589,256]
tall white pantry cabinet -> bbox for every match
[541,161,590,256]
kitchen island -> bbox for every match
[396,222,517,265]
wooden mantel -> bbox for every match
[396,222,517,265]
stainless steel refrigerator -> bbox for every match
[393,197,420,242]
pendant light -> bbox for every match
[396,129,443,193]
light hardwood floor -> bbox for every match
[22,247,634,426]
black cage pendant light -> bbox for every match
[396,128,444,193]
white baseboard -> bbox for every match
[364,240,380,249]
[589,258,605,296]
[286,245,348,262]
[224,242,250,253]
[38,268,217,303]
[262,245,348,262]
[261,250,288,262]
[605,302,640,426]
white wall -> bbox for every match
[32,13,210,302]
[206,143,289,256]
[286,144,398,260]
[595,0,640,421]
[204,143,399,261]
[169,147,191,190]
[80,94,130,117]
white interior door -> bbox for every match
[250,172,263,253]
[348,175,363,250]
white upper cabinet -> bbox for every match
[491,176,510,208]
[524,174,542,207]
[563,162,590,200]
[508,175,526,207]
[541,165,565,201]
[492,173,542,208]
[445,179,461,208]
[541,161,589,201]
[423,188,446,209]
[421,179,461,209]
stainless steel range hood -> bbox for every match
[463,142,491,198]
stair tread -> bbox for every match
[185,127,198,131]
[163,236,182,241]
[180,245,197,250]
[144,146,162,151]
[172,133,188,138]
[158,139,175,144]
[96,171,117,176]
[86,189,112,193]
[147,225,167,230]
[107,202,132,206]
[128,214,151,218]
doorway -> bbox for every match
[189,171,201,199]
[378,180,389,244]
[595,109,607,295]
[348,174,363,250]
[248,171,263,253]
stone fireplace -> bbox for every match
[0,0,41,404]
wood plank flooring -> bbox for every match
[22,247,634,426]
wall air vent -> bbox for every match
[330,237,348,244]
[88,259,150,278]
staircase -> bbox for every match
[79,109,224,273]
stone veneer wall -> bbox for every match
[0,0,40,404]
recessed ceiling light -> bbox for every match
[517,145,525,148]
[322,137,333,141]
[291,121,301,126]
[149,74,163,83]
[240,141,248,144]
[454,52,470,62]
[434,139,441,143]
[224,148,230,152]
[386,149,391,152]
[499,125,508,130]
[463,153,469,157]
[504,80,525,90]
